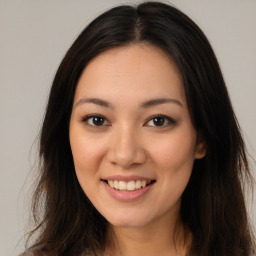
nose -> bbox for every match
[107,126,147,169]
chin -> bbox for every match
[109,218,148,228]
[102,208,153,228]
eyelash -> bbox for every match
[82,114,110,127]
[81,114,176,128]
[145,114,176,127]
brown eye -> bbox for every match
[92,116,105,126]
[146,115,175,127]
[83,115,109,126]
[152,117,165,126]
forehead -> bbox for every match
[74,43,186,104]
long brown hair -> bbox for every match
[26,2,255,256]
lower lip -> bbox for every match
[102,181,154,202]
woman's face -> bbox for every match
[69,44,205,228]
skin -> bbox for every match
[69,44,206,256]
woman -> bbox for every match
[24,2,255,256]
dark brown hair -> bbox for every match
[26,2,255,256]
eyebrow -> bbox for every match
[74,97,183,109]
[75,98,114,109]
[140,98,183,108]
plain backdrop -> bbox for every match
[0,1,255,255]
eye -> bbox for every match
[145,115,175,127]
[82,115,109,127]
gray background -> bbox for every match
[0,1,255,255]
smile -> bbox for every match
[101,177,155,201]
[107,180,153,191]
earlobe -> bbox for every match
[194,135,207,159]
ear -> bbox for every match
[194,134,207,159]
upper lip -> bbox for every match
[101,175,155,182]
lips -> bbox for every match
[101,176,156,201]
[107,180,152,191]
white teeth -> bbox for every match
[141,180,147,187]
[127,181,135,191]
[119,181,126,190]
[113,180,119,190]
[107,180,152,191]
[135,180,142,189]
[108,180,114,187]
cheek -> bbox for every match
[69,133,108,204]
[150,132,196,170]
[149,132,196,209]
[69,130,106,181]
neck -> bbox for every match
[105,212,191,256]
